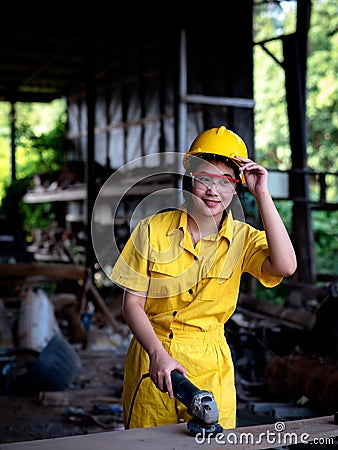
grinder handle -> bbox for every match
[170,370,200,407]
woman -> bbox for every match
[110,126,297,429]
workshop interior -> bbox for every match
[0,0,337,447]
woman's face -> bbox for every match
[189,159,238,220]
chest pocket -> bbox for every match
[148,258,200,298]
[194,253,242,302]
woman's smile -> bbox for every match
[190,160,237,219]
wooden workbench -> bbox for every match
[0,415,337,450]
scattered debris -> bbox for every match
[0,255,337,444]
[265,351,338,413]
[0,258,128,443]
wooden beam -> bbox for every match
[0,262,127,337]
[0,263,86,281]
[0,415,337,450]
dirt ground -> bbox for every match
[0,326,128,445]
[2,294,338,448]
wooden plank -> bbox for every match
[0,415,337,450]
[23,182,175,204]
[38,389,122,406]
[87,282,127,335]
[0,263,85,281]
[0,263,127,337]
[23,186,86,203]
[237,293,315,328]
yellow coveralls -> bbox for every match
[110,208,282,429]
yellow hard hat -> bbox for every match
[182,125,248,170]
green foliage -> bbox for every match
[253,1,297,41]
[0,178,31,230]
[274,200,293,233]
[307,0,338,173]
[253,1,296,170]
[254,0,338,175]
[0,100,66,186]
[253,0,338,294]
[312,210,338,275]
[14,101,67,179]
[15,128,66,179]
[256,282,289,307]
[0,103,12,199]
[0,169,59,240]
[0,100,67,235]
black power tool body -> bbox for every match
[170,370,223,436]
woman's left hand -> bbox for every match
[235,155,269,196]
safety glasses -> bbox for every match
[190,172,239,192]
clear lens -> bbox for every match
[192,175,236,192]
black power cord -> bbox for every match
[126,372,150,429]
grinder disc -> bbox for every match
[187,419,223,437]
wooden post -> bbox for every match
[283,1,316,284]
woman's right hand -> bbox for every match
[149,348,186,398]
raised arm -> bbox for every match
[236,156,297,277]
[122,289,186,397]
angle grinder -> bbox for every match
[170,370,223,436]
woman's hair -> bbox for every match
[182,153,243,210]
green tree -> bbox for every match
[307,0,338,173]
[0,100,66,197]
[253,0,338,282]
[0,103,11,198]
[254,0,338,174]
[253,0,297,169]
[0,100,67,236]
